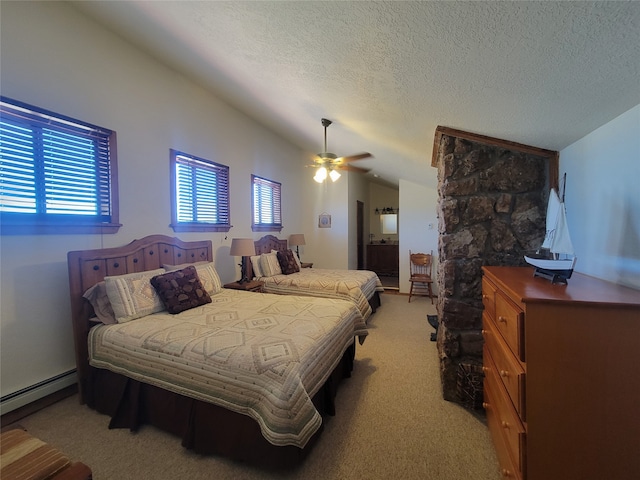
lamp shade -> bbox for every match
[289,234,306,247]
[229,238,255,257]
[313,167,327,183]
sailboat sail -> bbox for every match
[551,198,574,256]
[541,188,561,250]
[524,176,576,283]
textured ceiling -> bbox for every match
[71,1,640,187]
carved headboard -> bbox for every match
[254,235,288,254]
[244,235,288,279]
[67,234,213,403]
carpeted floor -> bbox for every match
[16,294,499,479]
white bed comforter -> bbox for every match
[256,268,384,320]
[89,289,367,448]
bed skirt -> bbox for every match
[85,342,356,468]
[369,291,381,314]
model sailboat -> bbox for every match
[524,175,577,283]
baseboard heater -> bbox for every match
[0,369,77,415]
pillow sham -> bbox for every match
[104,268,166,323]
[260,251,282,277]
[250,255,263,278]
[277,249,300,275]
[82,281,117,325]
[163,262,222,295]
[151,266,211,314]
[292,249,302,269]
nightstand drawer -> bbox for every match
[483,313,526,420]
[495,292,525,362]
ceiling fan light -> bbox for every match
[329,169,341,182]
[314,167,328,183]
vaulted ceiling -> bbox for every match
[71,1,640,187]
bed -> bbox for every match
[246,235,384,320]
[67,235,368,467]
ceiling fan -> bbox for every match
[308,118,372,182]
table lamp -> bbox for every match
[289,234,306,259]
[229,238,255,283]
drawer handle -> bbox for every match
[498,316,507,323]
[500,370,509,378]
[482,366,490,373]
[482,402,490,409]
[501,468,513,477]
[501,421,510,429]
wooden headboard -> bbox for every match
[67,234,213,403]
[244,235,288,279]
[254,235,288,255]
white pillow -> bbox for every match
[260,251,282,277]
[163,261,222,295]
[250,255,263,278]
[292,249,302,269]
[105,268,166,323]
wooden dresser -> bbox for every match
[481,266,640,480]
[366,244,399,276]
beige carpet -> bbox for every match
[18,294,499,479]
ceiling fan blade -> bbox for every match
[336,152,372,163]
[337,164,371,174]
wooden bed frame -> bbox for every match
[67,235,355,467]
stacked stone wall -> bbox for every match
[435,134,550,403]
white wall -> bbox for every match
[0,1,311,407]
[398,178,439,294]
[561,104,640,289]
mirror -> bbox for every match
[380,214,398,234]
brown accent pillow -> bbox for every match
[277,249,300,275]
[150,266,211,314]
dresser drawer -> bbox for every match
[495,292,525,362]
[484,378,524,480]
[484,347,526,478]
[482,277,497,320]
[483,312,526,420]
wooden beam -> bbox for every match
[431,126,559,190]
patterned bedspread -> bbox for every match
[256,269,384,320]
[89,289,367,448]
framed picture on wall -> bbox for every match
[318,213,331,228]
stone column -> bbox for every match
[434,128,554,404]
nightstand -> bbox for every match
[301,263,313,268]
[223,280,264,292]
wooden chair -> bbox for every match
[408,250,434,303]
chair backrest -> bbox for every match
[409,250,433,278]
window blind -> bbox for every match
[252,175,282,228]
[172,150,230,230]
[0,97,116,231]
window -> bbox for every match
[252,174,282,232]
[0,97,119,234]
[170,149,230,232]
